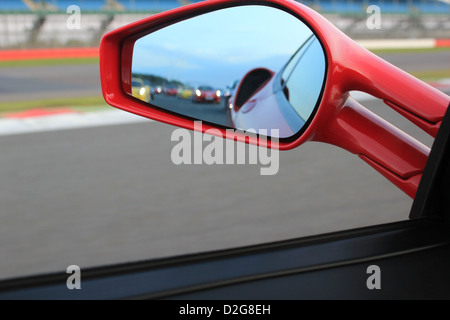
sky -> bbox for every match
[132,5,314,89]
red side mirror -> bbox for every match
[100,0,449,198]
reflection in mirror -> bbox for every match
[130,5,326,138]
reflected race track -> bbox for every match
[152,94,233,128]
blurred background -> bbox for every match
[0,0,449,281]
[1,0,449,48]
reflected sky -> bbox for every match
[132,5,313,89]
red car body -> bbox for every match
[153,86,163,94]
[193,86,221,103]
[165,86,178,96]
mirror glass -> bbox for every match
[130,5,326,138]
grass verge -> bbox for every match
[0,96,108,115]
[410,69,450,82]
[0,47,448,115]
[0,57,99,68]
[371,47,450,55]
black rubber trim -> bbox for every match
[0,219,447,299]
[410,102,450,221]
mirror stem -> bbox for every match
[313,97,429,198]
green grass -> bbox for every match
[371,47,450,55]
[0,47,448,115]
[0,57,99,68]
[410,69,450,82]
[0,96,108,114]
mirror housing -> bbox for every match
[101,0,337,149]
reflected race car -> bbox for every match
[192,85,221,103]
[131,77,151,103]
[153,86,163,95]
[230,35,325,138]
[224,79,239,109]
[177,87,194,99]
[165,85,178,96]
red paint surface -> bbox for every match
[435,39,450,48]
[0,47,99,61]
[3,108,77,119]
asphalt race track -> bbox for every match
[0,64,101,102]
[0,51,447,280]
